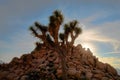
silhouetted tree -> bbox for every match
[29,10,82,80]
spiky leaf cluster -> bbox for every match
[59,20,82,46]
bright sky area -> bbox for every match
[0,0,120,74]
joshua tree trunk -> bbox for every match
[54,23,60,44]
[60,49,67,80]
[55,45,68,80]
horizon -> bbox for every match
[0,0,120,74]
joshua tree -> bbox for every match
[69,20,82,46]
[49,10,63,44]
[29,10,82,80]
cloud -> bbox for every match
[99,57,120,69]
[76,27,120,51]
[80,13,104,24]
[105,51,120,54]
[94,21,120,51]
[116,68,120,75]
[76,10,120,52]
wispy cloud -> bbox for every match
[77,11,120,52]
[76,28,120,51]
[99,57,120,69]
[94,21,120,51]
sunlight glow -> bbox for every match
[82,43,97,54]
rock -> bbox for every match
[7,73,17,80]
[102,77,109,80]
[116,76,120,80]
[93,73,103,80]
[0,44,119,80]
[68,68,77,76]
[76,44,82,49]
[80,73,87,80]
[92,69,105,76]
[92,69,101,74]
[75,70,81,78]
[54,57,59,64]
[96,61,106,71]
[0,71,9,79]
[56,69,62,78]
[20,75,28,80]
[92,78,97,80]
[105,73,113,79]
[67,62,76,68]
[11,57,19,64]
[86,71,93,80]
[105,63,117,76]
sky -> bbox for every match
[0,0,120,74]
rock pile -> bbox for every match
[0,44,120,80]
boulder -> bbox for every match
[102,77,109,80]
[68,68,77,76]
[93,73,103,80]
[96,61,106,71]
[75,70,81,78]
[105,63,117,76]
[56,69,62,78]
[86,71,93,80]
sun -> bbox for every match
[82,43,97,53]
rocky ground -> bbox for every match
[0,44,120,80]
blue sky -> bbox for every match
[0,0,120,73]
